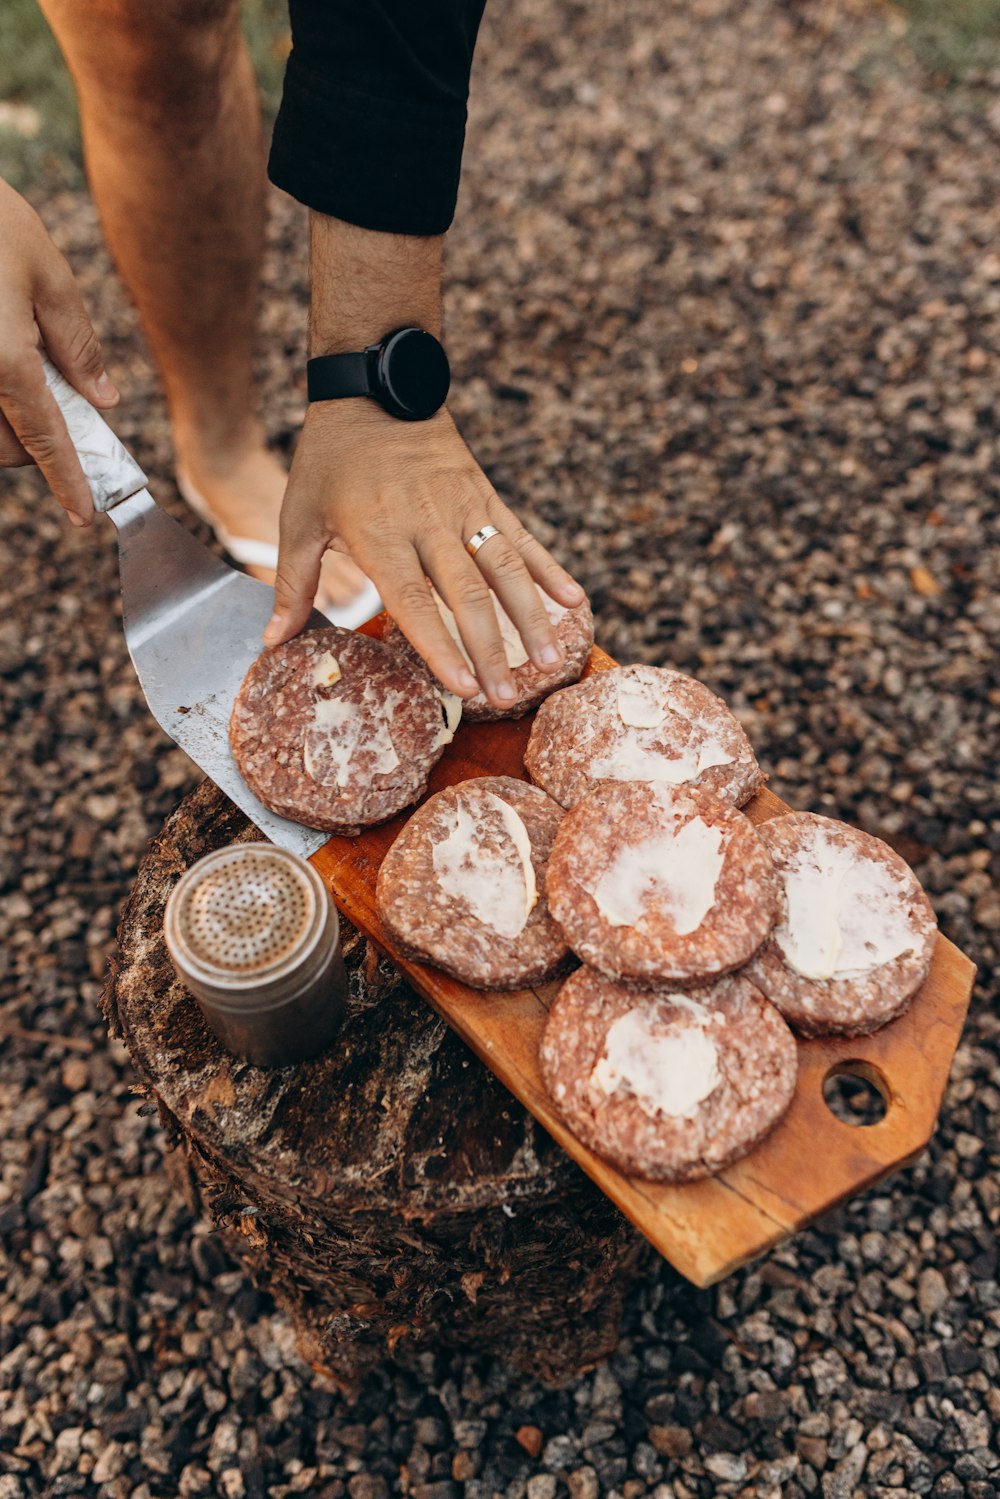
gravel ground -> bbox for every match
[2,0,999,1495]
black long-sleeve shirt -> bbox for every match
[267,0,487,236]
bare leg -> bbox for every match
[39,0,368,607]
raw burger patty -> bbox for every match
[376,775,570,989]
[525,662,763,807]
[229,626,455,835]
[547,781,778,984]
[540,967,797,1182]
[383,586,594,720]
[745,812,938,1037]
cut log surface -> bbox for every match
[104,780,650,1385]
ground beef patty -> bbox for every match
[376,775,570,988]
[547,781,778,984]
[229,627,457,835]
[383,585,594,720]
[524,662,763,808]
[745,813,938,1037]
[540,967,797,1182]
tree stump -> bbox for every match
[103,781,651,1386]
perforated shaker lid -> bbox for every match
[164,844,334,995]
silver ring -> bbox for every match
[465,524,501,558]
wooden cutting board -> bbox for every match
[310,627,976,1287]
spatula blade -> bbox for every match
[110,488,330,859]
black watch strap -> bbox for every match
[307,327,450,421]
[306,352,372,403]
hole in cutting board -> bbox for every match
[823,1061,890,1127]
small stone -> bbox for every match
[451,1452,479,1482]
[704,1453,748,1483]
[797,1436,829,1471]
[700,1415,745,1454]
[581,1421,616,1447]
[567,1468,599,1499]
[178,1466,212,1497]
[917,1268,949,1319]
[219,1472,246,1499]
[414,1419,448,1449]
[453,1420,487,1450]
[91,1444,125,1484]
[515,1427,544,1459]
[644,1394,674,1424]
[943,1339,980,1374]
[953,1455,989,1483]
[542,1435,578,1471]
[526,1478,557,1499]
[919,1346,948,1384]
[822,1443,868,1499]
[649,1426,692,1459]
[60,1057,90,1092]
[745,1391,790,1426]
[347,1477,388,1499]
[632,1442,660,1480]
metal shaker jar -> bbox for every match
[164,844,347,1066]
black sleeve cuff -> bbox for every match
[267,0,486,237]
[268,64,467,235]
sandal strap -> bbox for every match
[175,467,382,627]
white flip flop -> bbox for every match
[176,470,383,630]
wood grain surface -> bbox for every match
[310,628,976,1287]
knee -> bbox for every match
[44,0,244,110]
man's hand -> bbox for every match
[265,398,586,708]
[265,210,586,709]
[0,179,119,524]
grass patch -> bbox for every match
[0,0,290,190]
[892,0,1000,82]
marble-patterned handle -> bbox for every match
[42,354,147,511]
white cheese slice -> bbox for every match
[616,668,668,729]
[433,690,464,749]
[310,651,342,688]
[592,733,733,785]
[303,694,400,787]
[432,791,537,938]
[591,1007,721,1118]
[776,832,915,980]
[591,812,725,933]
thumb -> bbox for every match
[35,270,118,408]
[263,525,324,647]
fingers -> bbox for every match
[449,524,565,679]
[0,411,30,467]
[0,341,95,524]
[418,529,521,707]
[263,502,480,706]
[486,492,586,610]
[264,515,325,647]
[0,180,115,522]
[370,552,482,698]
[34,262,118,409]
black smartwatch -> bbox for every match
[306,326,450,421]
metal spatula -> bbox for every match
[43,356,329,859]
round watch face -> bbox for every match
[377,328,451,420]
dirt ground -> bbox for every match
[1,1,998,1496]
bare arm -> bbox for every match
[265,212,586,709]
